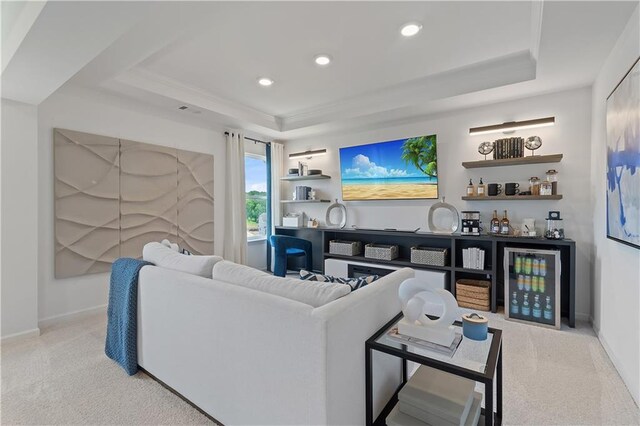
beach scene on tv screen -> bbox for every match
[340,135,438,201]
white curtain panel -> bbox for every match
[269,142,284,272]
[223,131,247,264]
[270,142,284,230]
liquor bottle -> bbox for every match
[532,275,539,293]
[522,293,531,316]
[532,258,540,275]
[517,274,525,291]
[533,294,542,318]
[510,291,519,315]
[539,258,547,277]
[490,210,500,234]
[477,178,486,197]
[524,275,532,291]
[543,296,553,320]
[538,276,546,293]
[500,210,510,235]
[515,255,522,274]
[467,179,476,196]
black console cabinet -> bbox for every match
[274,226,576,327]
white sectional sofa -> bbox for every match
[136,258,414,425]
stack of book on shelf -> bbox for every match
[387,366,482,426]
[493,137,524,159]
[462,248,485,270]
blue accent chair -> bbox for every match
[270,235,313,277]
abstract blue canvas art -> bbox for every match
[606,57,640,249]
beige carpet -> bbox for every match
[1,311,639,425]
[1,315,213,425]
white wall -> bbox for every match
[37,86,227,322]
[1,99,39,338]
[283,87,593,319]
[590,5,640,405]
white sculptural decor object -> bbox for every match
[398,278,460,347]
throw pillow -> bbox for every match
[299,270,379,291]
[142,242,222,278]
[213,261,350,308]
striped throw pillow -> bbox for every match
[299,270,379,291]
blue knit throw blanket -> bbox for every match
[105,258,152,375]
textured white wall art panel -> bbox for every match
[177,149,214,255]
[119,139,178,259]
[54,129,120,278]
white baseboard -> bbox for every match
[597,330,640,406]
[39,304,107,330]
[574,312,590,322]
[1,328,41,343]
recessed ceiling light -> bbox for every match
[400,22,422,37]
[314,54,332,66]
[257,77,274,87]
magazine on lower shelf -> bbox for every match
[387,327,463,357]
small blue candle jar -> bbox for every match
[462,313,489,341]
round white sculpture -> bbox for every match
[427,197,459,234]
[398,278,459,346]
[325,199,347,228]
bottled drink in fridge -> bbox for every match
[533,294,542,318]
[522,293,531,316]
[532,275,539,293]
[543,296,553,320]
[515,256,522,274]
[532,258,540,275]
[539,276,546,293]
[511,292,519,315]
[524,256,533,274]
[539,258,547,277]
[524,275,532,291]
[517,274,525,290]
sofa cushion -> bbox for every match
[299,270,379,291]
[142,242,222,278]
[212,261,350,307]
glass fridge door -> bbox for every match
[504,247,561,329]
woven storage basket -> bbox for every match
[329,240,362,256]
[364,243,399,261]
[456,279,490,311]
[410,246,448,267]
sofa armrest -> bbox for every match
[311,268,415,425]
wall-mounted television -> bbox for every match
[339,135,438,201]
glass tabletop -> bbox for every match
[371,314,500,376]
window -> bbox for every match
[245,154,268,241]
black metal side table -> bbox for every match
[366,312,503,426]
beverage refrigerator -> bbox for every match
[504,247,561,329]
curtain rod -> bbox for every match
[224,132,271,146]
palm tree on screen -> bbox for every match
[401,135,437,177]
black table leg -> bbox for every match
[485,378,493,426]
[366,345,372,426]
[497,345,503,420]
[402,358,408,383]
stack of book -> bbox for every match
[387,366,482,426]
[462,247,485,270]
[295,186,311,200]
[493,137,524,159]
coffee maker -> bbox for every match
[461,211,481,236]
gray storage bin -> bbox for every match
[410,246,448,267]
[364,243,399,261]
[329,240,362,256]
